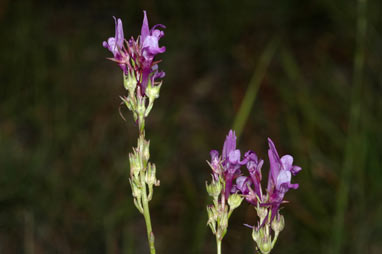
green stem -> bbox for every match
[271,231,279,249]
[216,237,221,254]
[138,116,156,254]
[141,173,156,254]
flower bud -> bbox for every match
[206,179,222,198]
[206,205,217,234]
[218,208,229,230]
[143,139,150,163]
[228,194,243,210]
[206,205,214,219]
[216,211,228,240]
[123,72,137,94]
[129,152,140,177]
[129,178,141,199]
[252,228,272,254]
[252,228,260,245]
[259,236,272,254]
[256,205,268,222]
[146,163,160,186]
[146,81,161,101]
[271,214,285,233]
[137,137,148,167]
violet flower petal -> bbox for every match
[140,11,150,43]
[222,130,237,161]
[267,138,281,193]
[228,149,241,164]
[264,138,301,223]
[276,170,291,191]
[236,176,251,194]
[291,165,302,175]
[280,155,293,171]
[114,17,124,50]
[103,17,127,74]
[209,150,220,179]
[103,17,124,58]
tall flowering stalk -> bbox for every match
[207,130,301,254]
[103,11,166,254]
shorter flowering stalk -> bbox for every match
[206,130,301,254]
[206,131,244,254]
[103,11,165,254]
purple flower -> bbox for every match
[235,176,258,205]
[235,176,251,194]
[232,150,264,205]
[103,17,124,58]
[103,17,127,73]
[149,64,166,88]
[209,150,220,180]
[221,130,242,199]
[139,11,166,94]
[266,138,300,202]
[103,11,166,96]
[265,138,301,222]
[242,151,264,200]
[222,130,237,162]
[207,130,243,200]
[140,11,166,61]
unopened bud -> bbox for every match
[207,205,217,220]
[129,178,141,198]
[259,235,272,254]
[219,209,229,230]
[146,81,161,101]
[271,214,285,233]
[123,72,137,93]
[252,227,272,254]
[129,152,140,177]
[146,163,160,186]
[137,136,150,170]
[252,228,261,244]
[206,205,217,234]
[256,205,268,221]
[206,179,222,198]
[143,139,150,163]
[228,194,243,210]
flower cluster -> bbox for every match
[206,130,301,254]
[103,11,166,121]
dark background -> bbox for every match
[0,0,381,253]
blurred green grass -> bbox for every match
[0,0,381,253]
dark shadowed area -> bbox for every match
[0,0,381,253]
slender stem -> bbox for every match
[138,115,156,254]
[216,237,221,254]
[141,173,156,254]
[271,231,280,248]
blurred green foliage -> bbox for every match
[0,0,381,253]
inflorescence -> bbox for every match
[206,130,301,254]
